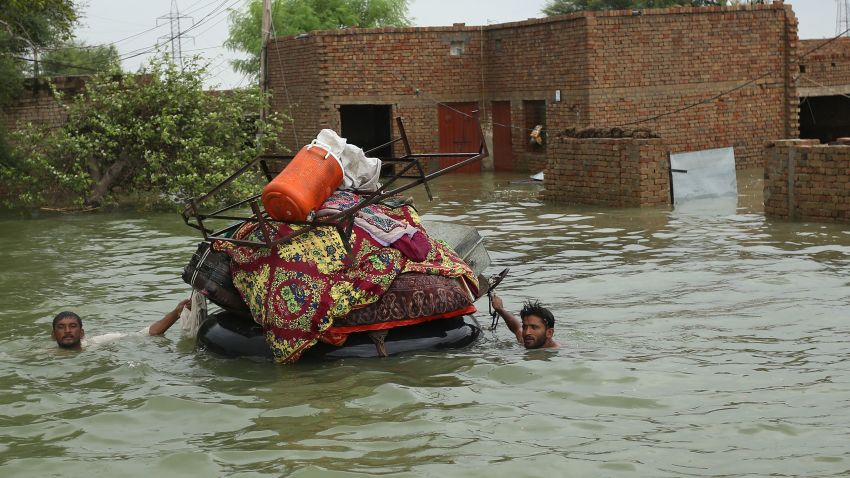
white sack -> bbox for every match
[340,142,382,192]
[314,129,382,192]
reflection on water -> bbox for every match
[2,169,850,477]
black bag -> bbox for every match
[182,242,253,319]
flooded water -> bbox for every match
[2,170,850,477]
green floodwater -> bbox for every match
[1,170,850,477]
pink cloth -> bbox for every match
[392,231,431,262]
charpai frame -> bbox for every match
[181,115,489,251]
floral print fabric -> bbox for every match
[213,203,477,363]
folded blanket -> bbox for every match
[318,191,419,246]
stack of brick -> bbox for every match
[541,136,670,207]
[764,139,850,222]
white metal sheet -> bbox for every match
[669,147,737,205]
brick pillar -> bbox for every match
[541,136,669,207]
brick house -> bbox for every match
[797,37,850,143]
[266,3,800,173]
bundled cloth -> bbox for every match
[315,129,382,192]
[318,191,430,261]
[213,199,478,363]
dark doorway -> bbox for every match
[438,102,481,173]
[339,105,393,158]
[800,95,850,143]
[491,101,514,171]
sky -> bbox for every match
[72,0,839,89]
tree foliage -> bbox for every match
[226,0,411,78]
[0,0,78,162]
[40,40,121,76]
[541,0,747,15]
[1,55,282,210]
[0,0,78,102]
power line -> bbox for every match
[14,55,102,74]
[48,0,229,53]
[157,0,195,69]
[117,0,240,63]
[619,25,850,127]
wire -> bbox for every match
[797,75,850,101]
[54,0,228,53]
[385,24,850,134]
[617,24,850,127]
[117,0,241,62]
[391,71,536,135]
[267,1,300,144]
[14,55,103,74]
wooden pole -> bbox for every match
[259,0,272,122]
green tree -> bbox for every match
[541,0,739,15]
[0,0,78,163]
[226,0,411,78]
[40,40,121,76]
[1,55,281,209]
[0,0,78,102]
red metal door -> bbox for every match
[491,101,514,171]
[438,102,480,173]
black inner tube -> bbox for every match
[197,310,482,361]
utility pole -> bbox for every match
[260,0,272,122]
[839,0,850,36]
[157,0,194,70]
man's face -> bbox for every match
[521,314,553,349]
[53,317,84,349]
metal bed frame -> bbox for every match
[181,115,489,251]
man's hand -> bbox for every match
[149,298,191,336]
[492,293,505,312]
[173,298,191,316]
[491,293,522,341]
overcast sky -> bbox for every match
[73,0,838,89]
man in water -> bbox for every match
[491,294,559,349]
[52,299,190,350]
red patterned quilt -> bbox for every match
[213,203,477,363]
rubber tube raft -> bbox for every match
[185,221,491,361]
[197,310,482,360]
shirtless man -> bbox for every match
[51,299,190,350]
[491,294,559,349]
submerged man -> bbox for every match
[491,294,559,349]
[52,299,190,350]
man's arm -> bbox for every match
[491,294,523,343]
[148,299,190,336]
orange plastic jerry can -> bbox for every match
[261,141,344,221]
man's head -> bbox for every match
[519,300,555,349]
[52,311,84,349]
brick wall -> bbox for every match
[798,38,850,93]
[764,139,850,222]
[484,17,591,173]
[267,36,324,151]
[266,4,799,172]
[541,136,670,207]
[0,76,86,131]
[584,4,798,169]
[268,25,484,157]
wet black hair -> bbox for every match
[52,311,82,329]
[520,300,554,329]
